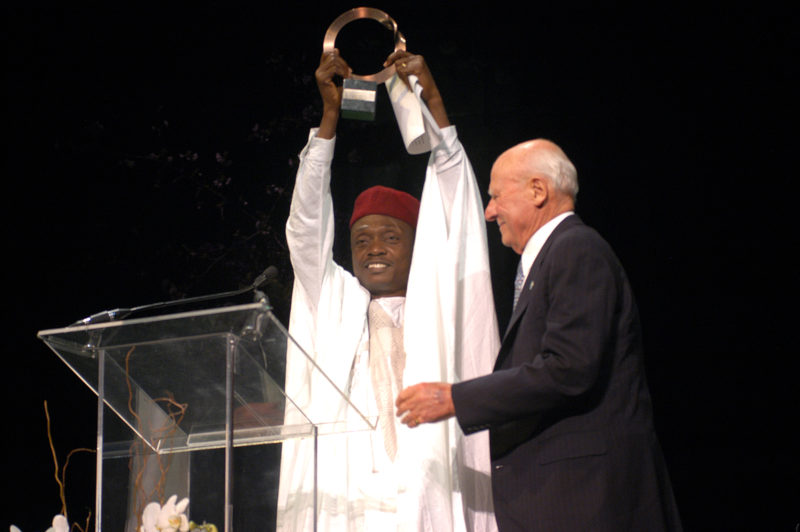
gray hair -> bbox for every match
[531,143,579,201]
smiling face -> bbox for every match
[350,214,415,299]
[484,164,539,255]
[485,139,576,255]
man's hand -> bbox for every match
[315,49,352,139]
[396,382,455,428]
[384,51,450,129]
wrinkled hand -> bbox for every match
[395,382,455,428]
[384,51,449,128]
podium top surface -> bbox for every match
[37,301,376,453]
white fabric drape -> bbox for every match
[401,76,499,531]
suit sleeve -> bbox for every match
[452,228,620,433]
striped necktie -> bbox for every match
[513,260,525,309]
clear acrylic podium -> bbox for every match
[37,299,374,531]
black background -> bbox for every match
[6,3,797,530]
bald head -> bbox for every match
[495,139,579,201]
[485,139,578,254]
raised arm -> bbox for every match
[384,50,450,129]
[285,51,352,306]
[315,49,351,139]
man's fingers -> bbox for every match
[318,49,351,77]
[384,50,410,67]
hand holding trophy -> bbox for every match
[322,7,406,121]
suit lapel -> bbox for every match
[494,215,583,370]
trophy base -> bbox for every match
[341,78,377,121]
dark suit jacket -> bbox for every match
[452,215,682,531]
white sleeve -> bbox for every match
[402,124,500,531]
[285,128,336,308]
[406,123,499,384]
[283,128,369,388]
[430,125,467,232]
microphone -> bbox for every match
[72,266,279,326]
[72,307,133,326]
[250,265,278,288]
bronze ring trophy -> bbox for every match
[323,7,407,120]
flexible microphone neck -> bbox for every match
[72,266,278,326]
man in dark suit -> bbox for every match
[396,139,682,531]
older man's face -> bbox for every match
[484,167,537,255]
[350,214,414,298]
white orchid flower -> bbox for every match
[10,514,69,532]
[139,495,190,532]
[158,495,190,532]
[46,515,69,532]
[141,500,162,532]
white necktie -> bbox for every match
[367,300,406,462]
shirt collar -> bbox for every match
[519,211,574,278]
[373,296,405,328]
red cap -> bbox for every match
[349,185,420,229]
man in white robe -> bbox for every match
[277,49,499,531]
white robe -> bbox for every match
[278,112,499,530]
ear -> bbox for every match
[528,175,549,207]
